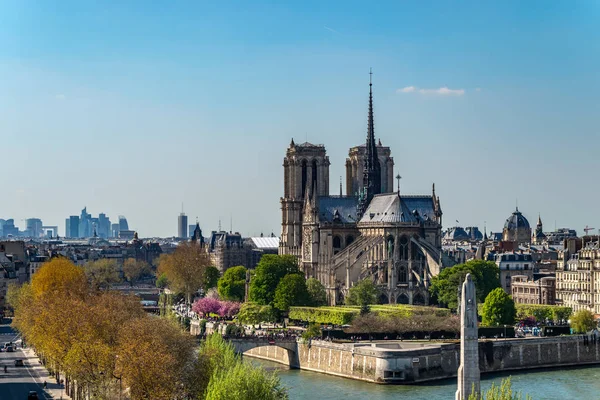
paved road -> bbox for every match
[0,319,49,399]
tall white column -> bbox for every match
[456,273,480,400]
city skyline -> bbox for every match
[2,1,598,237]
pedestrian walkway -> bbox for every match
[20,346,71,399]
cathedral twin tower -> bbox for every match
[280,75,394,253]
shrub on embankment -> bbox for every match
[515,304,572,323]
[289,305,450,325]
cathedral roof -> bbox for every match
[316,196,359,224]
[358,193,436,224]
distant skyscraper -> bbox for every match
[178,213,188,238]
[25,218,43,237]
[111,223,120,238]
[79,207,92,238]
[69,216,80,238]
[98,213,111,238]
[1,219,18,237]
[118,216,129,232]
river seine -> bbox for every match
[256,360,600,399]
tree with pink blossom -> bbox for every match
[192,297,221,316]
[218,301,241,318]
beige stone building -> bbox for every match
[280,76,443,305]
[511,275,556,305]
[494,252,534,293]
[555,237,600,313]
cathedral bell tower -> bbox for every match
[280,140,330,256]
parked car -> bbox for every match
[14,359,24,367]
[28,391,39,400]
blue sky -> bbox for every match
[1,1,598,237]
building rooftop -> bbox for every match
[249,237,280,249]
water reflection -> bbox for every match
[253,359,600,400]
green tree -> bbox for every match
[482,288,516,326]
[306,278,327,306]
[203,266,221,291]
[468,377,532,400]
[273,274,310,312]
[156,272,169,289]
[205,359,288,400]
[345,279,378,310]
[249,255,300,305]
[83,259,121,290]
[198,334,287,400]
[218,266,247,301]
[430,260,500,309]
[570,309,596,333]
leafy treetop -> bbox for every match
[249,255,300,305]
[345,279,378,307]
[430,260,500,310]
[481,288,516,326]
[273,273,310,312]
[570,309,596,333]
[306,278,328,306]
[218,266,247,302]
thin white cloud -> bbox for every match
[398,86,416,93]
[324,26,339,34]
[475,88,481,92]
[397,86,465,96]
[55,94,66,100]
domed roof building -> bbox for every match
[443,227,470,244]
[502,208,532,244]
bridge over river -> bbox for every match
[227,337,301,367]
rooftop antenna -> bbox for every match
[339,176,343,196]
[396,174,402,195]
[218,217,221,232]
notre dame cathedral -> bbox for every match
[279,75,444,306]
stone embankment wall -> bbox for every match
[243,335,600,384]
[245,341,381,382]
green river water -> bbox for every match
[255,360,600,400]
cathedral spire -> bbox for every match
[358,69,382,218]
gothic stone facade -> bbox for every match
[279,79,443,306]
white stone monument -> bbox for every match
[456,273,480,400]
